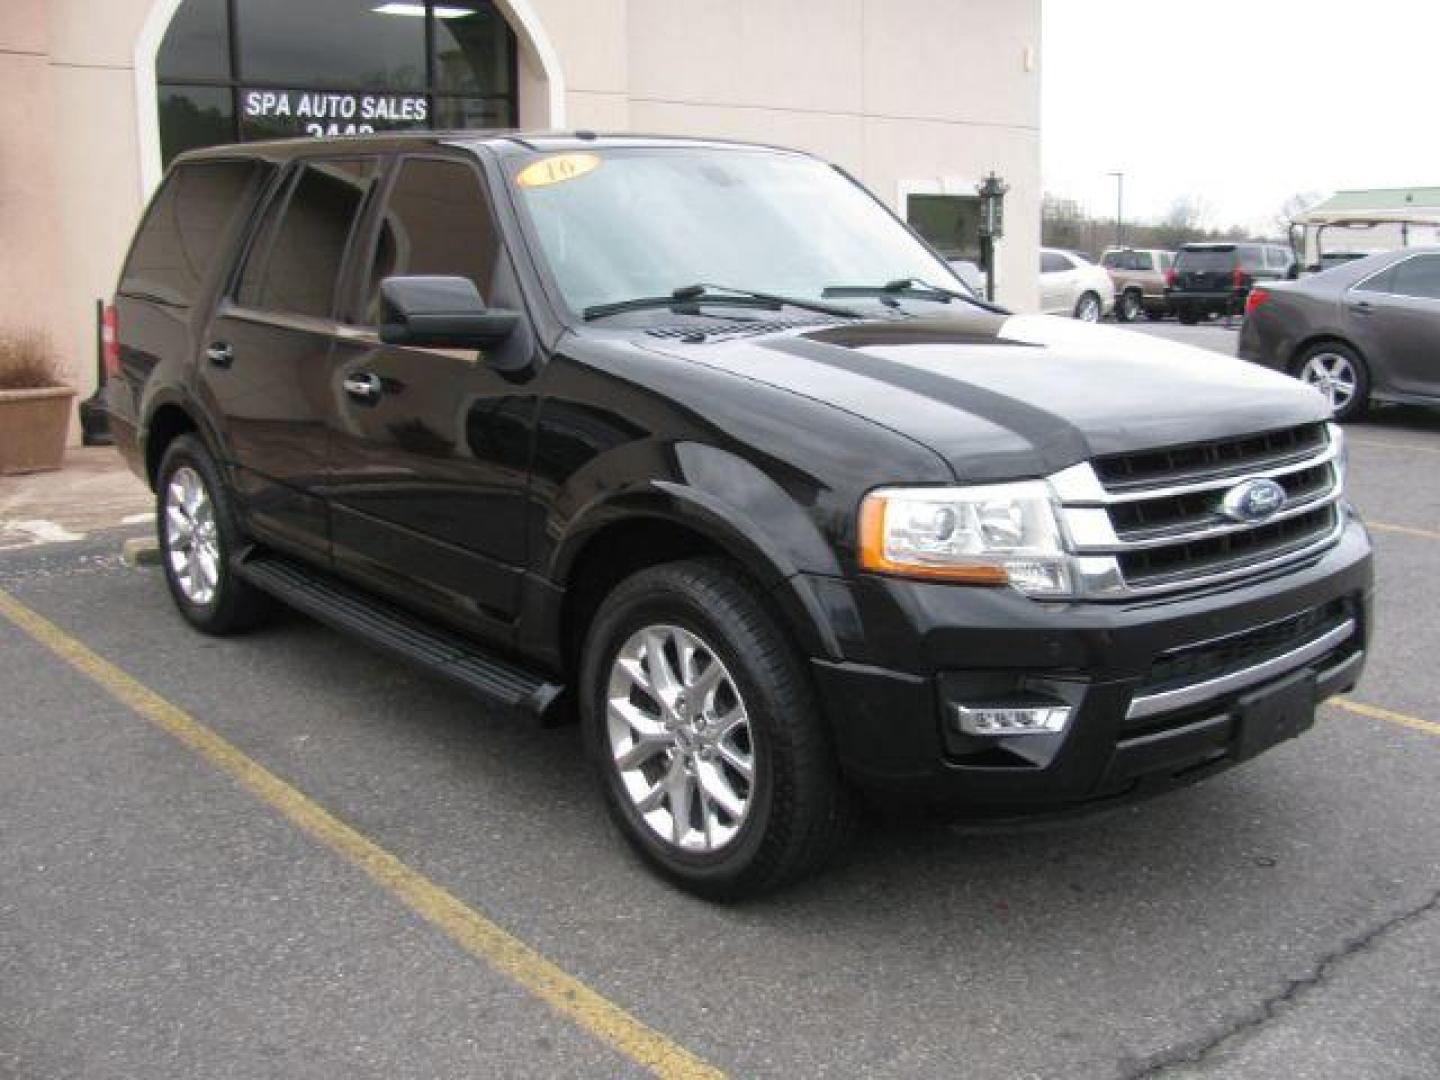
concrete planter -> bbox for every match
[0,387,76,475]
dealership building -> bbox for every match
[1,1,1042,433]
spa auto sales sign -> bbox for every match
[243,89,428,137]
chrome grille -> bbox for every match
[1050,423,1345,599]
[1093,423,1328,491]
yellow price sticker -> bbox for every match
[515,153,601,189]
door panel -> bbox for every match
[196,157,379,559]
[200,307,335,556]
[1349,255,1440,398]
[324,155,534,639]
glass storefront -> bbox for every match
[156,0,517,163]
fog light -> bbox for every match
[953,701,1072,736]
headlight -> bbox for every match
[858,482,1072,596]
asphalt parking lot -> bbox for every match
[3,329,1439,1078]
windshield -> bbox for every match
[509,148,964,315]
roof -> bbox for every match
[1299,187,1440,226]
[175,130,809,166]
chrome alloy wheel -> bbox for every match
[1299,351,1358,413]
[606,624,755,853]
[164,465,221,606]
[1076,293,1102,322]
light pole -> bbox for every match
[1108,171,1124,248]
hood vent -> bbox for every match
[645,315,851,344]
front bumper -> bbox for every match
[808,514,1373,812]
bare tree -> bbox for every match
[1273,190,1323,236]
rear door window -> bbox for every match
[1390,255,1440,300]
[120,160,271,307]
[238,158,378,319]
[358,157,501,325]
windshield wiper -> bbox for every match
[823,278,1008,313]
[582,283,859,322]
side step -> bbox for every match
[235,552,564,718]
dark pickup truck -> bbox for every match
[105,133,1372,898]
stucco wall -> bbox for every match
[0,0,1041,429]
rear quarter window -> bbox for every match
[120,160,270,307]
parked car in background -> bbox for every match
[1100,247,1175,322]
[1239,247,1440,421]
[1166,242,1295,324]
[1040,247,1114,321]
[946,257,985,296]
[1312,250,1375,274]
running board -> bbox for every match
[235,552,563,718]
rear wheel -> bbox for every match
[1117,290,1143,323]
[1074,292,1102,322]
[156,435,272,635]
[1177,306,1199,325]
[1145,308,1167,322]
[1295,342,1369,422]
[580,559,855,900]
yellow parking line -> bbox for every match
[1329,696,1440,737]
[0,587,724,1080]
[1366,520,1440,542]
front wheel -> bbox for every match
[1295,342,1369,422]
[1074,292,1103,322]
[580,559,855,900]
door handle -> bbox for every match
[1348,301,1373,316]
[343,371,383,402]
[205,341,233,367]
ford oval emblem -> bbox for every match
[1221,478,1287,523]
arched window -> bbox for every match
[156,0,517,163]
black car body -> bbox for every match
[1166,242,1295,324]
[105,134,1372,897]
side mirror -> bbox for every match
[379,276,518,348]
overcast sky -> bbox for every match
[1041,0,1440,235]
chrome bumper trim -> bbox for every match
[1126,617,1357,721]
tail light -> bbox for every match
[1245,287,1270,316]
[101,303,120,377]
[1165,268,1177,287]
[1232,266,1249,290]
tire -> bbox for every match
[1294,342,1370,422]
[1073,292,1102,323]
[579,558,856,900]
[155,434,272,635]
[1177,306,1199,325]
[1116,290,1143,323]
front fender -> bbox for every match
[546,443,854,660]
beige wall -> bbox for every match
[0,0,1041,433]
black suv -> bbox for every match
[1166,242,1296,323]
[106,134,1372,898]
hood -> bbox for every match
[643,312,1330,482]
